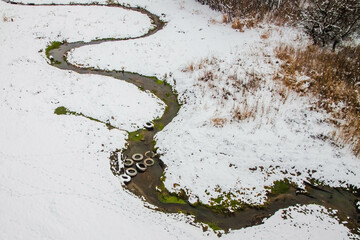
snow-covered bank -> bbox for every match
[1,0,359,239]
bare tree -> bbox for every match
[301,0,360,50]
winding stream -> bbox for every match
[4,0,360,235]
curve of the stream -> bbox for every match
[4,0,360,235]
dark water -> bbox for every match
[5,0,359,235]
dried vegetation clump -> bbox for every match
[183,57,278,127]
[275,44,360,155]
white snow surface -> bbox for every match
[1,0,359,239]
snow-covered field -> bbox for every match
[0,0,359,239]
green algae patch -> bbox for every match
[270,179,291,195]
[158,194,186,204]
[206,222,222,232]
[45,41,62,58]
[157,175,186,204]
[54,106,68,115]
[154,120,164,131]
[54,106,113,128]
[127,130,144,142]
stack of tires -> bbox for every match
[119,151,156,184]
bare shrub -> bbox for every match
[275,44,360,155]
[301,0,360,50]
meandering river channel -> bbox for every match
[4,0,360,235]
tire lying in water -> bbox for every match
[132,153,144,162]
[119,174,131,184]
[144,158,155,167]
[124,158,134,167]
[144,150,155,158]
[144,122,154,130]
[126,167,138,177]
[136,162,147,172]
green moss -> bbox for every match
[159,172,166,183]
[45,41,62,58]
[155,122,164,131]
[151,140,158,152]
[157,176,186,204]
[212,195,223,204]
[206,222,222,232]
[54,106,68,115]
[158,194,186,204]
[54,106,115,128]
[271,179,291,195]
[127,131,144,142]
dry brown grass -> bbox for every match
[260,30,271,40]
[231,18,260,31]
[275,44,360,155]
[232,104,255,121]
[182,58,217,73]
[211,117,227,127]
[193,57,270,124]
[231,18,243,31]
[222,14,230,24]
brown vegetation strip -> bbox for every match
[275,44,360,155]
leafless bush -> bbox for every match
[300,0,360,50]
